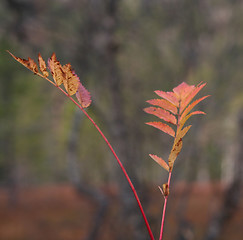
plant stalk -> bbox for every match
[54,84,155,240]
[12,68,155,240]
[159,171,172,240]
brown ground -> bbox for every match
[0,183,242,240]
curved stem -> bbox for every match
[159,171,172,240]
[55,86,155,240]
[8,63,155,239]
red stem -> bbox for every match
[159,171,172,240]
[8,52,154,239]
[10,66,154,239]
[54,85,155,240]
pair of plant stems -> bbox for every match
[39,72,167,240]
[9,50,209,240]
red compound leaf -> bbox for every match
[145,81,209,170]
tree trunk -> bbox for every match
[98,1,148,239]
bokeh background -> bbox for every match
[0,0,243,240]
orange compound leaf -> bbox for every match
[38,53,49,77]
[180,82,207,114]
[48,53,63,86]
[168,138,183,170]
[144,107,177,125]
[146,99,177,115]
[149,154,169,172]
[173,82,195,102]
[61,64,80,96]
[154,90,179,107]
[180,95,209,120]
[76,82,92,108]
[146,122,175,137]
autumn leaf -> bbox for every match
[146,122,175,137]
[149,154,169,172]
[48,53,63,86]
[61,63,80,96]
[7,51,38,74]
[173,82,195,102]
[76,82,92,108]
[155,90,179,107]
[176,125,191,140]
[180,95,209,120]
[146,99,177,115]
[144,107,177,125]
[178,111,206,130]
[28,57,38,73]
[38,53,49,77]
[168,138,183,170]
[179,82,207,114]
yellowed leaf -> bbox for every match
[61,64,80,95]
[28,57,38,73]
[38,53,49,77]
[7,51,38,74]
[48,53,63,86]
[168,138,183,170]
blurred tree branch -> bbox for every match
[204,109,243,240]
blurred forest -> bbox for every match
[0,0,243,240]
